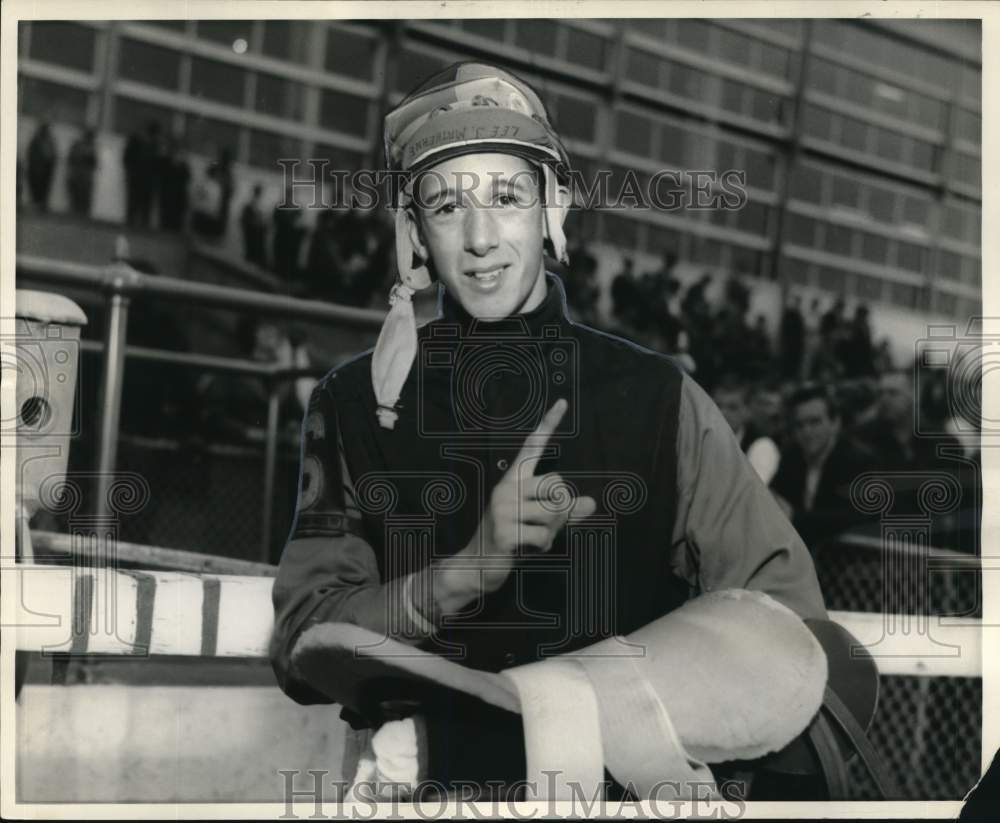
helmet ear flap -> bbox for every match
[541,164,570,267]
[394,206,433,291]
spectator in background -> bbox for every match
[215,147,235,239]
[840,304,876,378]
[779,293,805,381]
[123,121,160,227]
[749,381,786,447]
[191,163,223,238]
[240,184,269,269]
[801,296,823,380]
[609,257,639,329]
[27,121,57,212]
[563,240,600,325]
[712,376,781,485]
[66,129,98,217]
[273,185,305,282]
[157,134,191,232]
[196,317,315,446]
[853,370,962,520]
[771,384,875,552]
[874,338,894,375]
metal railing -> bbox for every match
[16,252,386,560]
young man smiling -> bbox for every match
[270,62,862,801]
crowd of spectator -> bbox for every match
[558,252,980,557]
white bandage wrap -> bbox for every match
[501,660,605,801]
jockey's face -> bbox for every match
[409,152,547,320]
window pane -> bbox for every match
[891,282,919,309]
[861,232,889,265]
[555,94,597,143]
[676,20,711,51]
[955,109,981,144]
[831,175,859,209]
[749,88,782,124]
[616,111,652,156]
[808,58,839,95]
[960,255,980,288]
[118,38,181,91]
[626,47,660,86]
[195,20,253,47]
[184,114,239,158]
[758,43,788,77]
[462,20,507,40]
[601,213,639,248]
[254,73,305,121]
[818,266,846,294]
[190,56,245,106]
[667,62,701,98]
[901,196,929,227]
[262,20,312,64]
[318,89,370,137]
[721,80,744,114]
[248,129,299,169]
[897,242,925,273]
[875,128,904,162]
[855,274,883,301]
[843,70,872,109]
[823,224,853,256]
[913,94,944,130]
[786,213,816,247]
[734,201,768,235]
[716,27,751,66]
[394,48,447,94]
[954,153,981,188]
[789,164,822,203]
[22,78,90,127]
[314,143,365,174]
[326,25,377,81]
[743,148,775,190]
[114,96,172,135]
[803,104,833,139]
[28,21,96,73]
[867,186,895,222]
[514,19,558,53]
[658,123,687,165]
[566,26,605,71]
[839,116,868,152]
[909,139,935,172]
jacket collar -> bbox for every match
[435,272,570,337]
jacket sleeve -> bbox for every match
[269,380,435,705]
[669,373,828,622]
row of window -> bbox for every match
[624,46,786,128]
[623,19,796,79]
[788,161,981,248]
[610,109,777,190]
[812,20,980,102]
[784,211,980,284]
[783,255,979,317]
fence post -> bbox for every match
[260,379,281,563]
[94,264,135,520]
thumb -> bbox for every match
[567,495,598,522]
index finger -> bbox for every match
[514,398,567,477]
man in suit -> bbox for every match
[771,384,876,552]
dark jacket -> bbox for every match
[771,435,876,550]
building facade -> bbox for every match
[17,17,981,323]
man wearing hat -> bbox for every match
[270,63,878,801]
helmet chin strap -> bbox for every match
[372,164,569,430]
